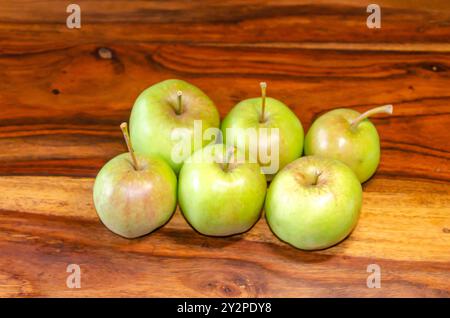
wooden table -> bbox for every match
[0,0,449,297]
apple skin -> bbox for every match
[304,108,381,183]
[93,153,177,239]
[221,97,303,180]
[130,79,220,174]
[265,156,362,250]
[178,144,267,236]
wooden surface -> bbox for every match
[0,0,449,297]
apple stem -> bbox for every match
[350,104,394,129]
[176,90,183,115]
[120,122,140,171]
[223,146,235,171]
[312,171,322,186]
[259,82,267,123]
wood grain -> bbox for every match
[0,0,449,297]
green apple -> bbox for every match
[93,123,177,238]
[265,156,362,250]
[304,105,393,183]
[221,82,303,180]
[178,144,267,236]
[130,79,220,174]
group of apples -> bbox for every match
[93,79,393,250]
